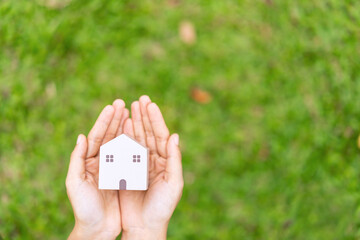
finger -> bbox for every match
[87,105,115,158]
[67,134,88,182]
[116,108,129,136]
[131,101,147,146]
[102,99,125,144]
[147,103,170,158]
[123,118,135,139]
[139,95,157,154]
[166,134,183,186]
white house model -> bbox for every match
[98,134,148,190]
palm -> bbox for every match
[75,155,120,230]
[119,97,183,231]
[120,154,176,229]
[66,100,128,235]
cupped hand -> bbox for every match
[66,100,129,240]
[119,96,184,240]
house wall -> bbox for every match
[98,135,148,190]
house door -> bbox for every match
[119,179,127,190]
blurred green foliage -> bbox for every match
[1,0,360,239]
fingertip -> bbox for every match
[168,134,180,153]
[77,134,88,149]
[147,102,165,123]
[105,104,114,110]
[131,101,140,109]
[104,104,115,115]
[113,99,125,108]
[166,133,183,183]
[172,133,179,146]
[76,134,81,145]
[139,96,152,110]
[72,134,87,160]
[139,95,151,103]
[69,134,87,181]
[103,105,115,121]
[76,134,86,145]
[147,102,157,111]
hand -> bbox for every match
[119,96,184,240]
[66,100,129,240]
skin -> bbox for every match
[66,96,184,240]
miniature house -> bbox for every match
[98,134,148,190]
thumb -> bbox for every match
[67,134,88,182]
[166,134,183,186]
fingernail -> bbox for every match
[77,135,81,144]
[173,134,179,146]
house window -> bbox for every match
[133,155,141,163]
[106,155,114,162]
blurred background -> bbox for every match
[1,0,360,239]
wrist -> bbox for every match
[121,226,167,240]
[69,223,119,240]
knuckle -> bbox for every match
[90,135,103,144]
[155,135,167,143]
[145,129,154,136]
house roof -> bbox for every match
[101,133,148,150]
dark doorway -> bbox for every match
[119,179,127,190]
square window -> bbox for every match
[106,154,114,163]
[133,155,136,158]
[133,159,136,162]
[137,159,140,162]
[137,155,140,158]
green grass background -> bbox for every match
[1,0,360,239]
